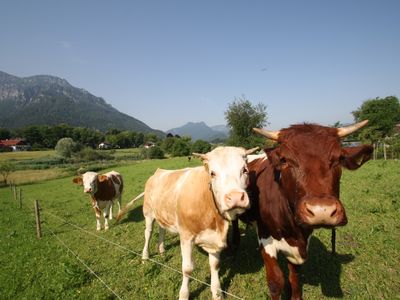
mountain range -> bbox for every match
[0,71,230,141]
[0,71,164,135]
[167,122,228,142]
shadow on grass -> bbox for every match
[192,229,354,299]
[300,235,354,298]
[117,204,144,224]
[191,224,263,299]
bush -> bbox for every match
[148,146,165,159]
[55,138,81,158]
[0,162,16,184]
[73,147,113,162]
[141,146,165,159]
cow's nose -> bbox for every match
[225,191,249,209]
[301,197,347,227]
[84,188,92,193]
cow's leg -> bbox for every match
[109,202,113,220]
[158,226,166,255]
[179,238,194,300]
[261,248,284,300]
[93,206,102,231]
[209,251,223,300]
[142,215,155,260]
[103,202,112,230]
[288,262,302,300]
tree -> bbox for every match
[0,127,11,140]
[55,138,80,158]
[171,139,191,157]
[161,136,177,154]
[225,95,268,148]
[0,162,16,185]
[191,140,211,154]
[352,96,400,143]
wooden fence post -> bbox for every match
[13,185,17,201]
[34,200,42,239]
[331,228,336,254]
[19,188,22,209]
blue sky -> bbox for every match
[1,1,399,131]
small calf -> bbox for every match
[73,171,123,231]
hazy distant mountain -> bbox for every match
[167,122,228,141]
[210,124,229,135]
[0,71,164,135]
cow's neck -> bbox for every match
[198,169,230,234]
[258,163,311,253]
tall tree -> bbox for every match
[352,96,400,143]
[224,95,268,148]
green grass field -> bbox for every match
[0,157,399,299]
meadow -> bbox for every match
[0,154,399,299]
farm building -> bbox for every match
[98,142,113,150]
[0,139,31,151]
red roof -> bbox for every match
[0,139,26,146]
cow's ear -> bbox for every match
[341,145,373,170]
[73,177,83,185]
[98,175,108,182]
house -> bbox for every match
[0,139,31,151]
[98,142,113,150]
[144,141,155,149]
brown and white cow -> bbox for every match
[73,171,123,231]
[233,120,373,299]
[116,146,257,300]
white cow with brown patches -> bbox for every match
[73,171,123,231]
[116,146,257,300]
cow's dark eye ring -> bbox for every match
[210,171,216,178]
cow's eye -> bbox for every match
[210,171,216,178]
[280,157,287,165]
[243,167,248,174]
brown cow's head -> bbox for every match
[73,171,106,195]
[254,120,373,228]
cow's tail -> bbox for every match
[115,191,145,222]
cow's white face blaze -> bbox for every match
[200,147,253,220]
[81,171,98,194]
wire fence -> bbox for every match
[10,185,244,300]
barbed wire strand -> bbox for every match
[45,224,123,300]
[43,209,244,300]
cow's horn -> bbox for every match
[337,120,369,138]
[245,147,259,156]
[253,128,280,141]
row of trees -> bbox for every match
[0,124,161,150]
[1,95,399,159]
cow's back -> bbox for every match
[144,167,224,236]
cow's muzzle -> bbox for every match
[224,190,250,210]
[296,196,348,228]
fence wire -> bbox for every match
[42,209,244,300]
[45,224,123,300]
